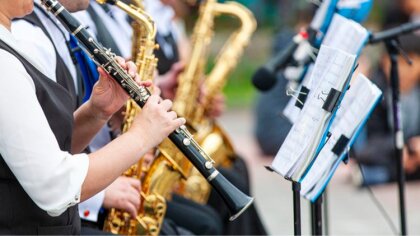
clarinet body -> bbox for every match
[40,0,253,220]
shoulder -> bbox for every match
[11,19,57,81]
[0,49,35,90]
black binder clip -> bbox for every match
[295,86,310,109]
[265,166,275,172]
[332,135,350,164]
[322,88,342,112]
[286,86,310,109]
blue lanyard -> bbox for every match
[69,35,99,102]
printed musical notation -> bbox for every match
[272,45,356,180]
[283,13,368,124]
[301,74,382,201]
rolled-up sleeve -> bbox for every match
[0,50,89,216]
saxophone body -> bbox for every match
[99,1,179,235]
[173,0,257,203]
[42,0,254,227]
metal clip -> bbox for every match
[286,86,307,106]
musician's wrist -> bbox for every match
[85,100,112,123]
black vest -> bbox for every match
[0,39,80,234]
[19,10,78,105]
[155,32,180,75]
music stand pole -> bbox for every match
[292,181,302,235]
[311,194,323,235]
[324,188,329,235]
[386,39,407,235]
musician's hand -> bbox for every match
[199,86,226,119]
[103,176,141,218]
[156,62,184,100]
[90,57,152,120]
[129,91,186,151]
[205,92,226,119]
[403,137,420,174]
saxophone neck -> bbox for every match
[193,1,256,123]
[96,0,157,40]
[172,0,215,118]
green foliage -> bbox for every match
[223,57,259,108]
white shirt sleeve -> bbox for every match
[0,49,89,217]
[78,190,105,222]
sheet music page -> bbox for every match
[283,14,367,124]
[271,45,356,178]
[300,74,382,198]
[292,46,356,180]
[323,14,369,55]
[310,0,335,30]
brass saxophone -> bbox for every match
[100,1,184,235]
[172,0,257,203]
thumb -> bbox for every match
[96,67,112,87]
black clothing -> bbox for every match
[155,32,180,75]
[355,69,420,182]
[254,30,294,156]
[166,195,224,235]
[86,5,122,56]
[18,11,77,106]
[0,40,79,234]
[208,157,268,235]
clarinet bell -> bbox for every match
[210,173,254,221]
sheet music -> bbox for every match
[271,45,356,179]
[323,14,369,55]
[300,74,382,199]
[310,0,337,30]
[283,14,368,125]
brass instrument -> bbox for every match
[99,1,177,235]
[173,0,257,203]
[42,0,254,229]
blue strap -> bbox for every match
[69,35,99,102]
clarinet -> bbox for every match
[40,0,253,220]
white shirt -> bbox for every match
[73,1,133,59]
[0,24,89,217]
[144,0,176,37]
[33,1,80,92]
[12,4,109,222]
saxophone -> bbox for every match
[172,0,257,203]
[100,1,183,235]
[42,0,254,230]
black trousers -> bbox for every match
[208,156,268,235]
[166,195,224,235]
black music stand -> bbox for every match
[265,167,302,236]
[386,39,407,235]
[311,194,323,235]
[292,181,302,235]
[369,21,420,235]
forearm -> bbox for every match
[81,130,146,201]
[72,101,110,153]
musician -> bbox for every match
[0,0,185,234]
[72,1,224,234]
[11,1,147,233]
[354,34,420,185]
[152,1,267,234]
